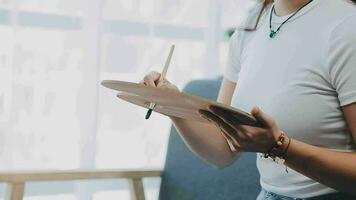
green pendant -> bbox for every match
[270,31,277,38]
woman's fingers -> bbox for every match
[208,106,271,141]
[220,127,241,149]
[199,110,248,143]
[209,106,264,131]
[143,71,161,87]
[209,106,242,127]
[199,110,235,133]
[208,106,251,140]
[140,71,180,91]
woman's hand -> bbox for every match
[139,71,179,91]
[199,106,281,153]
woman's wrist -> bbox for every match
[263,131,292,162]
[273,136,291,158]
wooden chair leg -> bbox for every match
[128,178,145,200]
[6,182,25,200]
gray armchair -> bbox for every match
[159,77,260,200]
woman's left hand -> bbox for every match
[199,106,282,153]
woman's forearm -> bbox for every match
[285,139,356,195]
[170,116,239,168]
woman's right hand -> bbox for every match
[139,71,179,92]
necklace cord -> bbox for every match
[269,0,314,36]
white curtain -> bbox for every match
[0,0,254,199]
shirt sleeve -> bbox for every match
[223,30,242,83]
[223,3,266,83]
[328,15,356,107]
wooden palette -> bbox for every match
[102,80,263,127]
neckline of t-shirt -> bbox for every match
[270,0,321,24]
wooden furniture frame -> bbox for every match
[0,169,162,200]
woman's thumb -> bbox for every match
[251,106,275,128]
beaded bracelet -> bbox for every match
[263,132,287,159]
[264,132,292,160]
[261,132,292,173]
[274,137,291,165]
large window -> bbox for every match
[0,0,255,199]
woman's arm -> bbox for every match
[283,103,356,195]
[200,104,356,195]
[170,78,240,168]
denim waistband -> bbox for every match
[257,189,355,200]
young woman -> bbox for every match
[140,0,356,199]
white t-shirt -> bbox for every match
[224,0,356,198]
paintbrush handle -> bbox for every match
[146,44,175,120]
[159,44,175,81]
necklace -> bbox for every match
[269,0,314,38]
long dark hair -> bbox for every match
[244,0,273,31]
[245,0,356,32]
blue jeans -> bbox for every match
[256,189,355,200]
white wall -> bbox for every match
[0,0,255,199]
